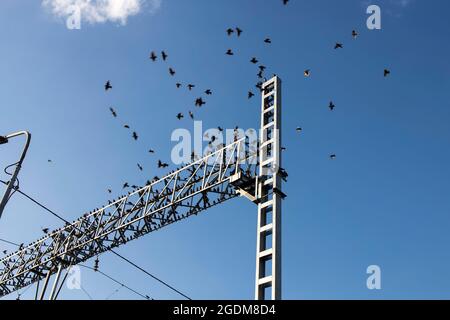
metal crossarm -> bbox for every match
[0,138,257,298]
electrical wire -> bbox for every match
[79,264,152,300]
[0,180,191,300]
[0,238,20,247]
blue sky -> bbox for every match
[1,0,450,300]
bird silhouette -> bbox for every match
[189,111,194,119]
[330,154,337,160]
[161,51,168,61]
[250,57,258,64]
[137,163,143,171]
[352,30,358,39]
[296,127,302,133]
[329,101,336,111]
[42,228,49,234]
[132,132,138,140]
[177,113,184,120]
[264,38,272,44]
[248,91,255,99]
[176,83,182,88]
[304,69,311,77]
[226,28,234,36]
[334,42,343,49]
[187,84,195,91]
[109,107,117,118]
[205,89,212,95]
[149,149,155,154]
[108,189,112,193]
[104,80,112,91]
[123,182,130,189]
[158,160,169,168]
[226,49,234,56]
[150,51,157,62]
[169,68,176,76]
[384,69,391,77]
[195,97,206,107]
[236,27,243,37]
[283,0,289,4]
[124,124,130,129]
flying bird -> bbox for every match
[236,27,243,37]
[195,97,206,107]
[148,149,155,154]
[42,228,49,234]
[189,111,194,119]
[283,0,289,4]
[226,49,234,56]
[187,84,195,91]
[104,80,112,91]
[107,189,112,193]
[124,124,130,129]
[329,101,336,111]
[250,57,259,64]
[161,51,168,61]
[109,107,117,118]
[137,163,143,171]
[132,132,138,140]
[205,89,212,95]
[264,38,272,44]
[176,113,184,120]
[123,182,130,189]
[176,83,182,88]
[334,42,344,49]
[169,68,176,76]
[226,28,234,36]
[150,51,157,61]
[384,69,391,77]
[352,30,358,39]
[296,127,302,133]
[304,69,311,77]
[330,154,337,160]
[248,91,255,99]
[158,160,169,168]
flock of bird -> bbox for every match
[8,0,392,244]
[100,0,392,198]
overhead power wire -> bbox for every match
[0,179,191,300]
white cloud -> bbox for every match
[42,0,161,25]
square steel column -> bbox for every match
[255,76,282,300]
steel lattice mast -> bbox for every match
[0,76,284,300]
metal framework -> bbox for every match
[0,76,284,300]
[255,77,283,300]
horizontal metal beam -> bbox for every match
[0,138,257,298]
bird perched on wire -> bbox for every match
[104,80,112,91]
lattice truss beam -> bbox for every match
[0,138,257,297]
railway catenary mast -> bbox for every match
[0,76,284,300]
